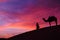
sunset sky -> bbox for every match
[0,0,60,38]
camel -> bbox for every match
[42,16,57,26]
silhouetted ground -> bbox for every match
[4,25,60,40]
[0,38,7,40]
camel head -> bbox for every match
[42,18,45,20]
[42,18,47,22]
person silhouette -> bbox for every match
[36,22,40,30]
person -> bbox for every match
[36,22,40,30]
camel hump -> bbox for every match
[48,16,57,19]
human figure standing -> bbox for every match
[36,22,40,30]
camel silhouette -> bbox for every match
[42,16,57,26]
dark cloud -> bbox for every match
[34,0,60,8]
[0,0,60,13]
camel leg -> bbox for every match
[55,20,57,26]
[49,22,51,27]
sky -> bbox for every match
[0,0,60,38]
